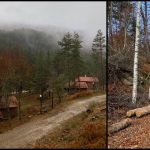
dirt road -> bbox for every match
[0,95,105,148]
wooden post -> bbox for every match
[49,90,50,98]
[6,94,10,121]
[51,91,53,109]
[40,94,43,114]
[18,94,21,121]
[78,75,80,92]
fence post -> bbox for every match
[51,91,53,109]
[40,94,43,114]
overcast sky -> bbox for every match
[0,2,106,47]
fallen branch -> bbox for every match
[108,118,132,134]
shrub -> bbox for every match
[67,90,93,100]
[79,123,99,143]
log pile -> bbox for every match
[126,105,150,118]
[126,108,138,117]
[108,105,150,135]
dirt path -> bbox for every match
[0,95,105,148]
[108,114,150,149]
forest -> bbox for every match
[0,27,105,118]
[108,1,150,148]
[108,1,150,118]
[0,2,106,149]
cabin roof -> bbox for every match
[75,76,99,82]
[0,96,18,109]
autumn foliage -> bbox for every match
[0,49,32,94]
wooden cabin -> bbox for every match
[75,76,99,90]
[65,75,99,92]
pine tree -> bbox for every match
[52,74,66,103]
[58,32,73,93]
[71,32,83,83]
[92,29,105,90]
[53,50,64,76]
[33,51,48,95]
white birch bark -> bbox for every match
[132,2,141,104]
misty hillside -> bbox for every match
[0,28,58,52]
[0,24,92,51]
[0,2,106,149]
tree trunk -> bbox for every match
[40,90,43,114]
[127,105,150,118]
[109,1,113,37]
[149,87,150,100]
[127,108,141,117]
[144,2,150,59]
[78,75,80,92]
[141,1,149,57]
[108,118,132,134]
[68,80,71,94]
[101,54,105,91]
[18,94,21,120]
[6,94,10,120]
[58,95,61,103]
[51,92,53,109]
[136,106,150,117]
[132,1,141,104]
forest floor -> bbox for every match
[108,114,150,148]
[108,89,150,149]
[0,94,105,148]
[108,81,150,148]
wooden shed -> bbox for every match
[65,76,99,93]
[0,95,18,119]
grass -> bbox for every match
[33,103,106,149]
[66,90,104,102]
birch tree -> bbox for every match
[132,1,141,104]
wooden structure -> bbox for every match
[75,76,99,90]
[65,75,99,92]
[0,95,18,119]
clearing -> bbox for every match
[0,95,105,148]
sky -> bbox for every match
[0,2,106,48]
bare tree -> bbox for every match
[141,1,149,57]
[132,1,141,104]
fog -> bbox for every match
[0,2,106,49]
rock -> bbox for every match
[122,78,132,86]
[91,115,99,121]
[86,109,93,113]
[131,145,138,149]
[92,116,96,120]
